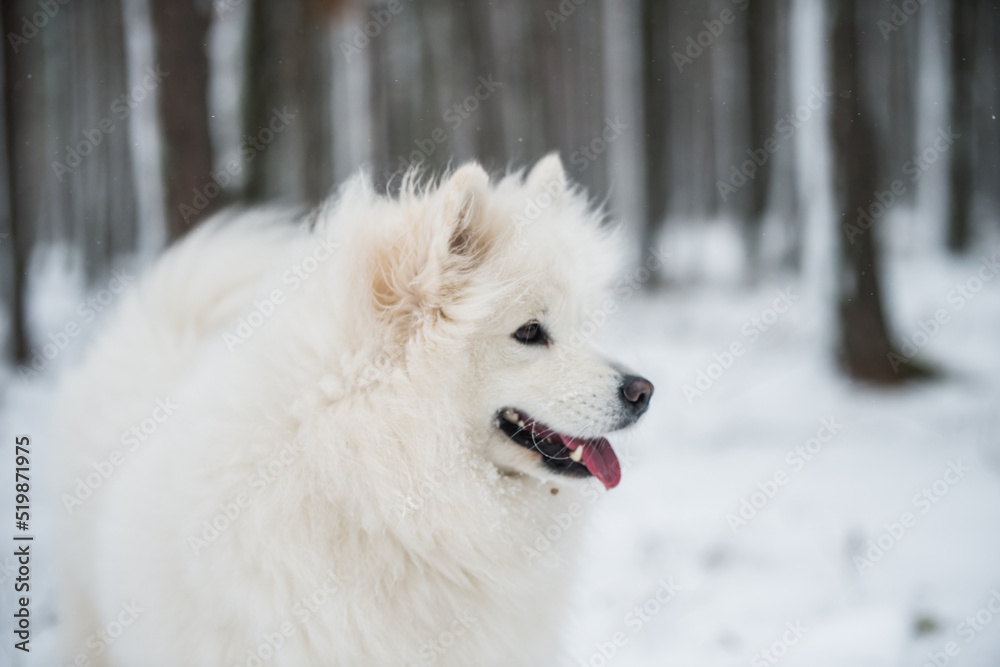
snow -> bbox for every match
[563,246,1000,667]
[2,243,1000,666]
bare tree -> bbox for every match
[641,0,671,252]
[947,0,976,252]
[299,4,336,203]
[745,0,778,268]
[149,0,217,240]
[830,0,926,383]
[887,5,918,207]
[2,0,42,363]
[57,0,137,279]
[458,0,506,169]
[243,0,343,203]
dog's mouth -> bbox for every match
[496,408,621,490]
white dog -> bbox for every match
[52,155,653,666]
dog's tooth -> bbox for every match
[503,409,519,423]
[569,447,584,463]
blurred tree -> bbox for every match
[243,0,343,203]
[59,0,137,279]
[975,0,1000,221]
[666,0,718,220]
[299,0,341,202]
[830,0,925,383]
[887,4,918,208]
[150,0,217,240]
[772,0,801,270]
[641,0,671,251]
[1,0,34,363]
[979,0,1000,221]
[2,0,137,363]
[745,0,778,269]
[244,0,297,202]
[531,0,607,196]
[947,0,976,252]
[457,0,506,168]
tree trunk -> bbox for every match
[830,0,924,383]
[300,16,334,203]
[774,0,801,270]
[459,0,505,170]
[62,0,137,279]
[149,0,217,241]
[641,0,671,251]
[1,0,40,363]
[745,0,777,268]
[243,0,342,202]
[946,0,976,252]
[887,6,917,207]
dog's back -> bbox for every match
[51,209,300,662]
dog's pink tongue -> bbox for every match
[566,436,621,490]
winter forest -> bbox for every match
[2,0,1000,665]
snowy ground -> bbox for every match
[2,243,999,667]
[565,246,1000,667]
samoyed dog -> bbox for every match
[52,155,653,666]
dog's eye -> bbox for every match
[513,321,548,345]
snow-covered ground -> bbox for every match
[2,243,999,666]
[566,246,1000,667]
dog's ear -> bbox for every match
[526,152,567,203]
[438,162,491,264]
[371,162,492,322]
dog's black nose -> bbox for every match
[620,375,653,417]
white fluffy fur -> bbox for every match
[52,156,643,666]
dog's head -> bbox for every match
[347,154,653,490]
